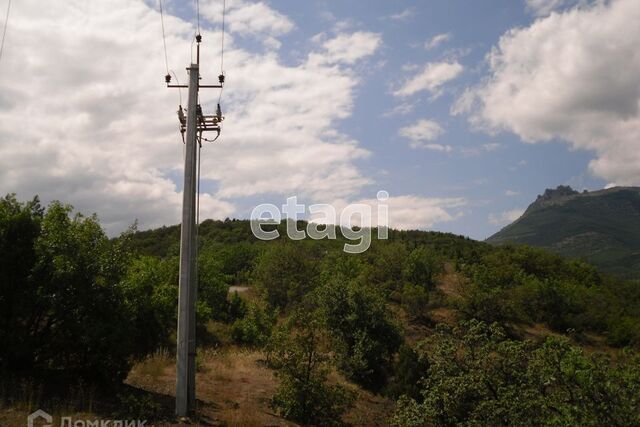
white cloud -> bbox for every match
[201,0,293,43]
[489,208,525,225]
[0,0,467,237]
[399,120,446,149]
[455,0,640,186]
[0,0,387,235]
[423,144,453,153]
[482,142,502,151]
[389,8,413,21]
[311,31,382,65]
[505,190,520,196]
[394,61,463,97]
[525,0,585,16]
[383,102,415,117]
[349,195,466,230]
[459,142,502,157]
[425,32,452,50]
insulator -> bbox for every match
[196,34,202,43]
[218,74,225,84]
[165,74,171,84]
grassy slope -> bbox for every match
[488,187,640,278]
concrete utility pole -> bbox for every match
[176,61,199,417]
[168,35,224,418]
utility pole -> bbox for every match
[168,34,224,418]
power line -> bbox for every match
[195,0,201,35]
[0,0,12,66]
[218,0,226,104]
[159,0,170,75]
[220,0,226,74]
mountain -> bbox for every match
[487,185,640,279]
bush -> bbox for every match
[400,283,429,320]
[317,278,403,390]
[231,301,276,346]
[0,196,137,384]
[253,242,318,310]
[120,256,177,356]
[387,345,429,401]
[391,320,640,427]
[268,310,356,426]
[403,246,442,289]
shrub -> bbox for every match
[317,278,403,390]
[403,246,442,289]
[231,301,276,346]
[391,320,640,427]
[253,242,318,310]
[0,196,136,384]
[400,283,429,320]
[268,310,356,426]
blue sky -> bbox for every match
[1,0,637,239]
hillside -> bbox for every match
[3,195,640,426]
[488,186,640,279]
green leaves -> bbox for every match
[392,320,640,426]
[317,277,402,390]
[268,310,356,426]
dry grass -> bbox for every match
[124,346,396,426]
[133,348,174,380]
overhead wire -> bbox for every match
[171,70,183,105]
[0,0,12,66]
[195,0,201,35]
[159,0,170,75]
[218,0,226,104]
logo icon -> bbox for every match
[28,409,52,427]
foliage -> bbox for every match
[387,344,429,401]
[317,278,403,390]
[487,186,640,279]
[253,242,319,310]
[459,244,640,345]
[197,248,232,322]
[390,320,640,427]
[0,196,135,384]
[268,310,356,426]
[400,283,429,320]
[119,256,177,356]
[403,246,442,289]
[230,300,276,346]
[227,290,247,321]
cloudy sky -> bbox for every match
[0,0,638,239]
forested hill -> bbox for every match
[126,218,487,259]
[488,186,640,279]
[4,195,640,425]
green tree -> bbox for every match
[0,194,43,371]
[317,278,403,390]
[390,320,640,427]
[403,246,442,289]
[231,300,276,346]
[119,255,177,356]
[253,242,318,310]
[400,283,429,320]
[268,310,356,426]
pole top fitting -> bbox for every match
[196,34,202,43]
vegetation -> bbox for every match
[2,193,640,425]
[488,185,640,278]
[268,310,356,425]
[391,320,640,427]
